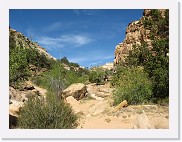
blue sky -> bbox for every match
[9,9,143,67]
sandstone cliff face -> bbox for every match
[9,27,56,60]
[114,9,166,64]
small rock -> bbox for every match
[135,110,152,129]
[112,100,128,113]
[24,85,35,90]
[105,118,111,123]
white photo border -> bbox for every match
[0,0,179,139]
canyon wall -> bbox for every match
[114,9,166,64]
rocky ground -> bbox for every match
[9,81,169,129]
[65,83,169,129]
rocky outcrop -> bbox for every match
[101,62,114,70]
[9,27,56,60]
[62,83,87,100]
[9,81,47,128]
[114,9,166,64]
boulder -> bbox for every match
[66,96,81,113]
[62,83,87,100]
[89,100,109,116]
[9,87,22,101]
[9,100,24,116]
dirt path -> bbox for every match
[73,83,169,129]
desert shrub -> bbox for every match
[9,46,30,86]
[60,56,70,65]
[32,60,88,94]
[26,48,52,70]
[126,10,169,99]
[17,94,77,129]
[9,45,53,87]
[112,66,152,105]
[89,68,107,85]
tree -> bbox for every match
[126,10,169,99]
[9,46,30,86]
[60,56,69,65]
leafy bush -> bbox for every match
[9,46,30,86]
[126,10,169,99]
[9,45,53,87]
[112,66,153,105]
[60,56,69,65]
[89,68,107,85]
[17,94,77,129]
[26,48,53,70]
[32,60,88,95]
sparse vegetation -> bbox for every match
[9,46,30,87]
[17,94,78,129]
[9,9,169,129]
[9,45,52,88]
[32,60,89,96]
[126,10,169,100]
[89,67,107,85]
[112,10,169,105]
[112,66,153,105]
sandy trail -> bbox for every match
[74,83,169,129]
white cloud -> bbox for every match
[35,34,92,50]
[69,54,113,64]
[26,27,36,39]
[46,22,62,32]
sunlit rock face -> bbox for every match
[9,27,56,60]
[114,9,166,65]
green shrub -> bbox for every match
[126,10,169,99]
[112,66,153,105]
[9,45,53,87]
[17,94,77,129]
[32,60,88,95]
[9,46,30,86]
[89,68,106,85]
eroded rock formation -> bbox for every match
[114,9,166,64]
[9,27,56,60]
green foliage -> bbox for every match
[59,56,80,68]
[69,62,80,67]
[9,46,30,86]
[9,45,53,87]
[126,10,169,99]
[32,60,88,95]
[26,48,53,70]
[60,56,69,65]
[17,94,77,129]
[89,67,107,85]
[112,66,153,105]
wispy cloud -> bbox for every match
[69,54,113,65]
[42,22,74,33]
[45,22,62,32]
[26,27,36,39]
[35,34,92,50]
